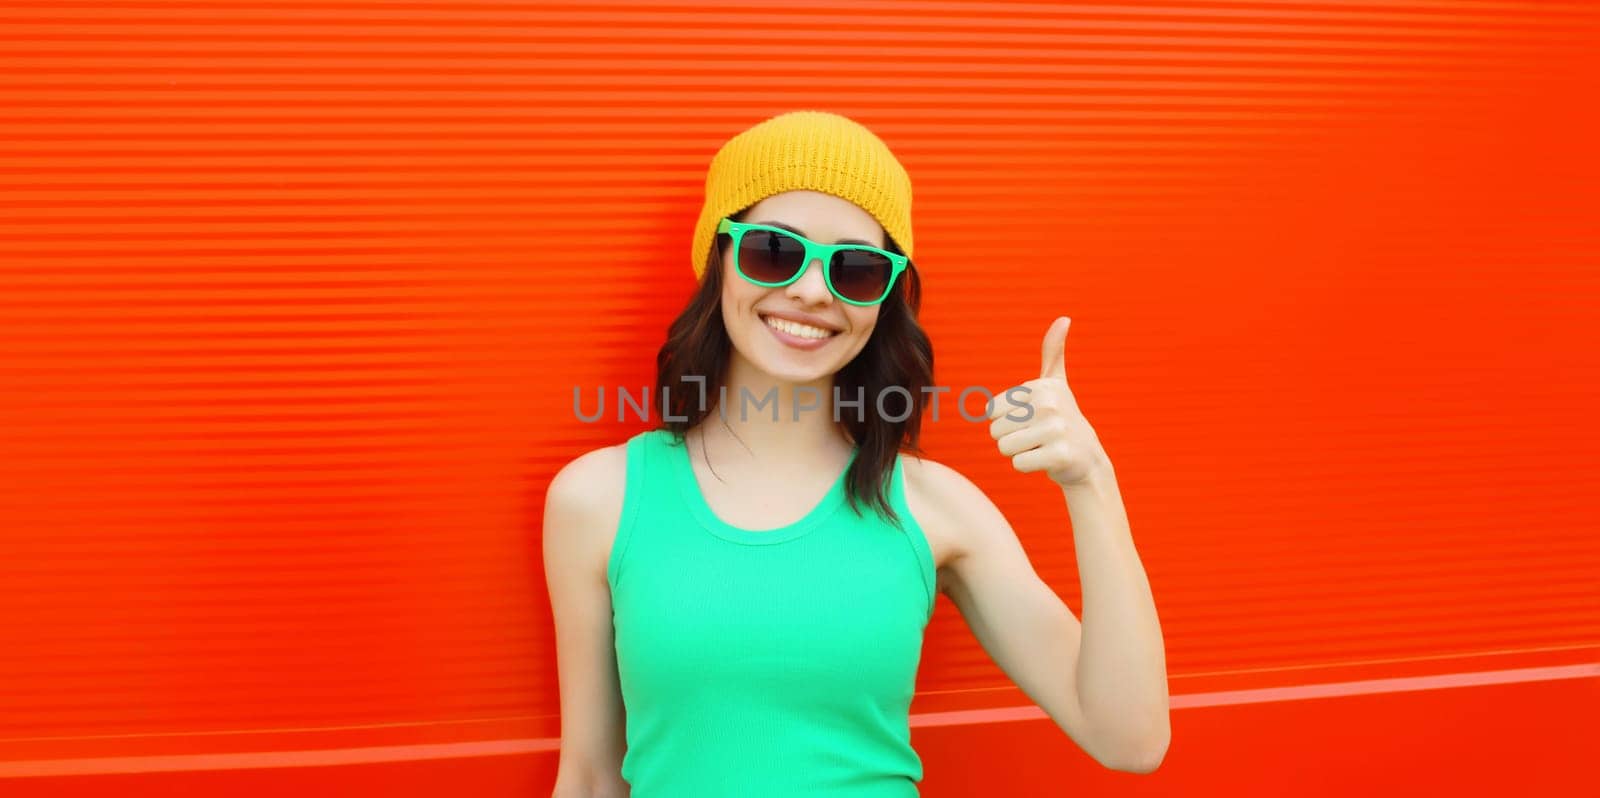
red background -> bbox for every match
[2,2,1596,795]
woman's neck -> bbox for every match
[689,356,856,472]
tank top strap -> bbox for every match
[607,427,673,592]
[887,451,939,624]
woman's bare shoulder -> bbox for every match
[550,442,628,489]
[543,442,630,577]
[898,451,973,508]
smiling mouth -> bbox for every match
[760,313,840,340]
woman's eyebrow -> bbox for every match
[754,220,878,247]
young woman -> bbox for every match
[544,111,1169,797]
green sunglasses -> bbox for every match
[717,217,911,306]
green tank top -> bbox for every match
[607,427,937,797]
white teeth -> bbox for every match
[763,315,834,340]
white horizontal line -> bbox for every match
[912,662,1598,727]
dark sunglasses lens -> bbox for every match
[831,250,894,303]
[737,229,806,284]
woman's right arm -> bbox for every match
[543,445,631,798]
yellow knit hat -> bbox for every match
[689,110,914,280]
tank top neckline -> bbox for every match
[663,428,861,546]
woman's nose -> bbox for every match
[786,258,832,304]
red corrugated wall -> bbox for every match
[2,2,1597,795]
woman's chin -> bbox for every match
[754,350,834,385]
[764,365,830,386]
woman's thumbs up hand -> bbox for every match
[988,316,1109,488]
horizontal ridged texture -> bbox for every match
[2,1,1597,793]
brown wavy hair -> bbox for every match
[654,206,934,529]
